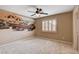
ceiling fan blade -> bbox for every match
[40,13,48,15]
[31,14,36,16]
[28,11,35,13]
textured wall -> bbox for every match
[35,12,73,42]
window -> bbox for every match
[42,19,57,32]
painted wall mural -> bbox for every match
[0,14,35,31]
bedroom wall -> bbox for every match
[0,9,34,24]
[34,11,73,42]
[0,9,22,21]
[0,9,34,44]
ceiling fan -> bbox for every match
[28,8,48,16]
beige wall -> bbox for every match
[35,12,73,42]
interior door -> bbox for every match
[77,6,79,51]
[73,6,79,50]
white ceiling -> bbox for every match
[0,5,74,19]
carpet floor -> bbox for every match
[0,37,78,54]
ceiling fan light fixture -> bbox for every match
[36,14,41,17]
[28,7,48,16]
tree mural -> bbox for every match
[0,15,35,31]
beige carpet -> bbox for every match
[0,37,77,54]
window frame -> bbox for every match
[42,19,57,32]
